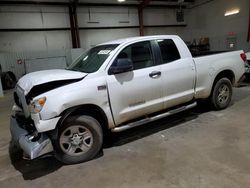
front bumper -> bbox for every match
[31,113,61,133]
[245,65,250,74]
[10,116,54,160]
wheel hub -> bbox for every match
[218,84,229,104]
[59,125,93,156]
[71,134,82,145]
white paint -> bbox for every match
[31,113,61,132]
[11,35,245,160]
[14,35,245,132]
[18,69,87,95]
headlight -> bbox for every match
[29,97,46,113]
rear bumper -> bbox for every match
[235,74,246,87]
[10,116,54,160]
[245,66,250,74]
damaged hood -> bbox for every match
[18,69,87,95]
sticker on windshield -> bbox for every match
[98,50,111,55]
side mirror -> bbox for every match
[108,58,133,75]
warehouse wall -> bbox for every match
[0,2,249,53]
[0,5,186,52]
[185,0,250,51]
[0,31,71,52]
[77,7,138,48]
[0,6,71,52]
[79,7,186,48]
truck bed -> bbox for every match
[191,50,228,57]
[193,50,245,99]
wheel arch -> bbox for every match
[209,69,235,96]
[213,69,235,86]
[200,69,234,100]
[56,104,109,133]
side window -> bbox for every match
[157,39,180,64]
[116,41,154,70]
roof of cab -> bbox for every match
[99,35,179,46]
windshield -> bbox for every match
[68,44,118,73]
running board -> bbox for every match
[111,101,197,133]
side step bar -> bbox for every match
[111,101,197,133]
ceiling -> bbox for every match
[0,0,196,7]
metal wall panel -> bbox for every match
[0,49,71,79]
[25,56,67,73]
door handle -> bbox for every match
[149,71,161,78]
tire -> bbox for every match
[245,74,250,82]
[1,72,16,89]
[210,78,232,110]
[54,115,103,164]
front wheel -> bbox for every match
[210,78,232,110]
[54,115,103,164]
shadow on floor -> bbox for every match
[9,144,62,180]
[103,103,210,148]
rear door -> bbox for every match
[106,41,164,125]
[155,39,196,109]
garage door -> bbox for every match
[25,56,67,73]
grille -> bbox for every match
[15,111,35,133]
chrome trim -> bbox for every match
[10,116,53,160]
[111,102,197,132]
[19,133,53,160]
[245,66,250,73]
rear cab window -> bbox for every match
[156,39,181,64]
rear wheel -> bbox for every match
[210,78,232,110]
[54,115,103,164]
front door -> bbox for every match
[106,41,164,125]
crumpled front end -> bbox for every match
[10,69,87,160]
[10,85,55,160]
[10,113,54,160]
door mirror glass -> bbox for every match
[108,58,133,75]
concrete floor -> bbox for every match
[1,85,250,188]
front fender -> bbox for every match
[35,76,115,129]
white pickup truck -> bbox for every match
[10,35,246,164]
